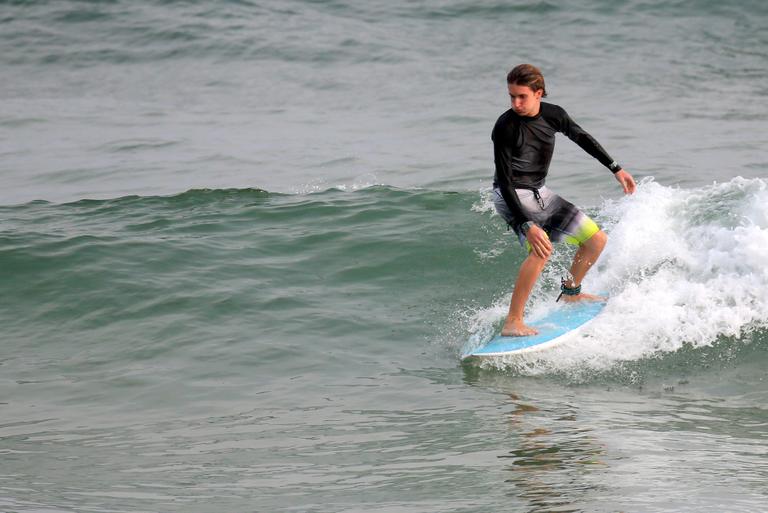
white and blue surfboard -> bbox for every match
[462,300,606,360]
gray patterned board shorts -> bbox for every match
[493,186,600,249]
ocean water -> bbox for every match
[1,1,767,512]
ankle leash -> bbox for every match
[556,279,581,302]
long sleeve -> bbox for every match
[556,108,618,172]
[492,127,531,225]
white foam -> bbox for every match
[292,174,383,195]
[470,187,496,215]
[464,177,768,373]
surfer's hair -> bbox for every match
[507,64,547,97]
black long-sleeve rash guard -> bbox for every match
[492,101,619,225]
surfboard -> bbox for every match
[461,299,606,361]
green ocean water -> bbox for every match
[3,182,768,512]
[2,0,768,512]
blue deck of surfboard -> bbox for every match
[462,300,606,359]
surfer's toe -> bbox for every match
[501,325,538,337]
[562,292,605,302]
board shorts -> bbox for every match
[492,186,600,250]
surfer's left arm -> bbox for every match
[614,168,636,195]
[555,106,636,194]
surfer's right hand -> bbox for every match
[526,224,552,259]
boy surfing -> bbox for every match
[492,64,636,336]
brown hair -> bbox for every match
[507,64,547,97]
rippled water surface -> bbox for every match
[2,1,768,512]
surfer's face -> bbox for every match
[508,83,543,117]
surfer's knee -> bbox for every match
[525,251,550,268]
[586,230,607,251]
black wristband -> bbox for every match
[520,221,535,234]
[608,161,622,173]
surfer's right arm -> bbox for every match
[522,222,552,258]
[492,124,552,258]
[495,166,551,257]
[492,121,530,227]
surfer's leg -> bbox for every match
[502,252,548,336]
[492,186,549,335]
[537,189,606,302]
[561,229,607,302]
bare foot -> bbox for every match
[560,292,606,303]
[501,320,538,337]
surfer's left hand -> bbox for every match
[615,169,636,195]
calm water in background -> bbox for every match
[1,1,768,512]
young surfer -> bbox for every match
[492,64,636,336]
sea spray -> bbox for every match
[462,177,768,375]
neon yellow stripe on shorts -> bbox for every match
[564,217,600,246]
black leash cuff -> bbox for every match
[556,280,581,302]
